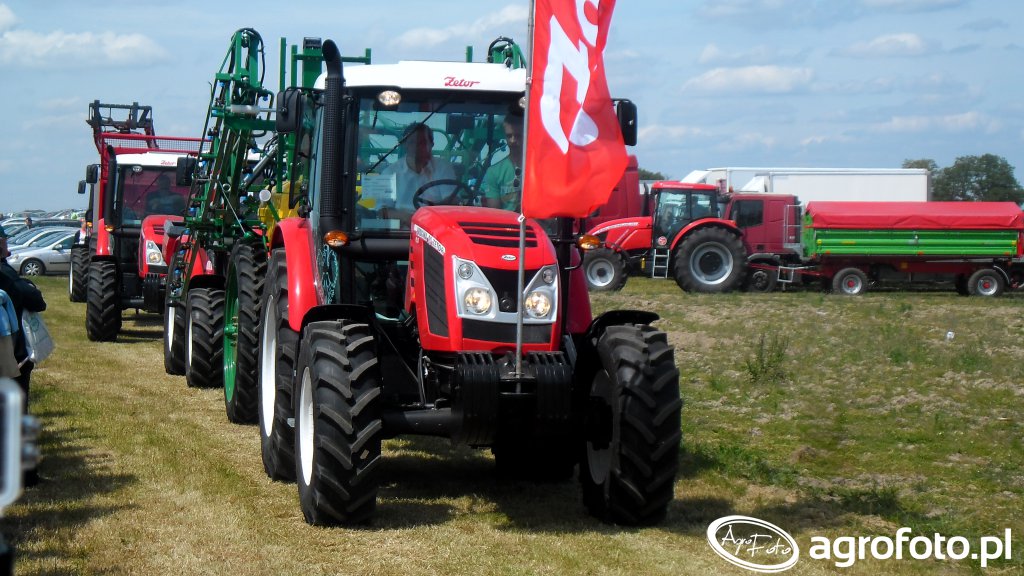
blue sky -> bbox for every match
[1,0,1021,212]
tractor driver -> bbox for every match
[145,173,186,216]
[381,123,456,226]
[482,110,524,212]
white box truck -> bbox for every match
[682,167,931,203]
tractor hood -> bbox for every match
[410,206,556,271]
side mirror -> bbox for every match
[276,88,304,134]
[176,157,196,186]
[615,99,637,147]
[85,164,99,184]
[77,180,87,195]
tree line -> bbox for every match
[903,154,1023,203]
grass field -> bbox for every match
[1,276,1022,575]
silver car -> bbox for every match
[5,231,77,276]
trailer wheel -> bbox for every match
[86,260,121,341]
[581,325,681,526]
[296,320,382,526]
[583,248,628,292]
[258,249,298,481]
[164,297,186,375]
[832,268,868,296]
[69,245,89,302]
[745,268,778,293]
[967,268,1004,297]
[672,227,746,293]
[185,288,225,389]
[223,243,266,424]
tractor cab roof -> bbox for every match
[317,60,526,93]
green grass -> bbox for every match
[1,276,1022,575]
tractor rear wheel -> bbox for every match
[163,297,186,375]
[69,245,89,302]
[258,249,298,481]
[672,227,746,293]
[296,320,383,525]
[185,288,225,388]
[581,324,681,525]
[583,248,628,292]
[967,268,1004,297]
[85,260,121,341]
[223,243,266,424]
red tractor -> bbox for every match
[78,101,203,341]
[257,38,681,526]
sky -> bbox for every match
[1,0,1021,213]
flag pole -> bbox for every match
[515,0,537,378]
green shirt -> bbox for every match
[481,157,520,211]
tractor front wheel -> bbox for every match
[583,248,628,292]
[296,320,383,525]
[185,288,225,388]
[581,324,681,525]
[85,260,121,341]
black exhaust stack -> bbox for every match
[319,40,344,228]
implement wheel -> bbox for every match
[258,249,298,481]
[296,320,383,525]
[581,325,681,525]
[224,243,266,424]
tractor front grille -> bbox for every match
[458,221,538,248]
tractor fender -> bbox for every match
[272,217,318,333]
[300,304,375,334]
[583,310,661,345]
[187,274,225,292]
[669,219,741,252]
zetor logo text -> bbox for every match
[708,515,1014,572]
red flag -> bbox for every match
[522,0,628,219]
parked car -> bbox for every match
[5,232,77,276]
[9,229,77,253]
[7,227,74,249]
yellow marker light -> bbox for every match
[323,230,349,248]
[577,234,601,251]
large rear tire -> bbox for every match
[672,227,746,293]
[163,297,186,375]
[258,249,298,481]
[185,288,225,389]
[223,243,266,424]
[295,320,383,526]
[85,260,121,342]
[583,248,628,292]
[581,325,681,526]
[69,245,89,302]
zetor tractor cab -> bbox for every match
[82,101,203,341]
[584,180,748,293]
[260,38,681,526]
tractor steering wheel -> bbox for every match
[412,179,476,209]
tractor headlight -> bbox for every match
[145,240,165,266]
[524,290,552,318]
[463,287,492,315]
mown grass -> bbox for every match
[1,276,1022,575]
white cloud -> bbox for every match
[0,29,168,68]
[0,4,16,32]
[638,124,708,142]
[873,111,1001,134]
[682,66,814,94]
[697,43,806,66]
[836,33,938,58]
[394,6,528,49]
[717,132,777,153]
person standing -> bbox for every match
[0,224,46,407]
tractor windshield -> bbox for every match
[353,94,523,232]
[117,166,190,226]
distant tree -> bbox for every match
[903,158,943,200]
[638,168,667,180]
[932,154,1024,203]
